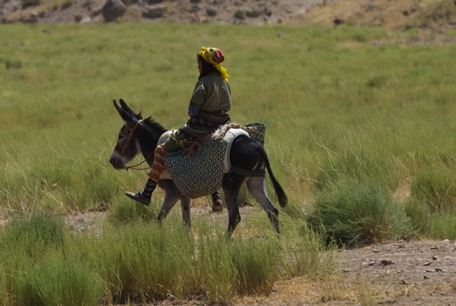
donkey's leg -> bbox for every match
[179,195,191,228]
[157,180,189,226]
[246,177,280,234]
[157,185,180,222]
[222,174,245,235]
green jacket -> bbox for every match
[188,73,231,114]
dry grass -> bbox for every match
[290,0,456,31]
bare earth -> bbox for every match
[236,240,456,305]
[236,241,456,305]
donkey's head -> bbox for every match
[109,99,143,169]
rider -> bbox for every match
[125,46,231,207]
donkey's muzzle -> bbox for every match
[109,154,124,169]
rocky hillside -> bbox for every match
[1,0,456,31]
[0,0,327,25]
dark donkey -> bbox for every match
[109,99,288,234]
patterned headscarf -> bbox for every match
[199,46,229,81]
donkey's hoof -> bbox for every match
[125,191,151,206]
[212,199,223,213]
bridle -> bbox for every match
[119,119,142,155]
[118,119,152,171]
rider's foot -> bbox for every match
[125,178,157,206]
[125,191,151,206]
[212,198,223,213]
[211,192,223,213]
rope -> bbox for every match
[124,152,154,171]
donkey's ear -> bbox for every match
[119,98,137,117]
[113,99,134,123]
[113,99,121,112]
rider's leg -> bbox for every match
[125,145,168,205]
[125,131,188,205]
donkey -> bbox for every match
[109,99,288,235]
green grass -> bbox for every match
[307,180,413,247]
[0,22,456,303]
[0,212,288,304]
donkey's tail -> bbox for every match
[257,145,288,208]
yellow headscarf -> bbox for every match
[199,46,229,81]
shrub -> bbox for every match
[15,254,104,306]
[195,233,238,303]
[307,180,412,247]
[5,59,22,70]
[97,221,194,303]
[234,10,246,20]
[279,223,336,279]
[22,0,41,8]
[2,212,66,260]
[230,237,280,296]
[419,0,456,25]
[195,230,280,302]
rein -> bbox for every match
[119,119,153,171]
[124,159,151,171]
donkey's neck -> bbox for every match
[138,120,167,166]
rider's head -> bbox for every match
[197,46,229,81]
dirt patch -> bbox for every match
[290,0,456,32]
[331,240,456,305]
[232,240,456,305]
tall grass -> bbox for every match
[94,221,195,303]
[0,211,289,304]
[1,24,455,214]
[411,166,456,211]
[2,212,66,260]
[194,226,280,302]
[405,198,456,239]
[0,212,105,306]
[0,22,456,303]
[15,254,104,306]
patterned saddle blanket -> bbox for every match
[162,123,266,199]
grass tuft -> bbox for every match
[15,254,104,306]
[2,212,66,260]
[307,180,412,247]
[411,167,456,212]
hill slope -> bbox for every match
[1,0,455,31]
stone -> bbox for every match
[142,4,166,19]
[101,0,127,22]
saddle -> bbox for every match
[161,123,266,199]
